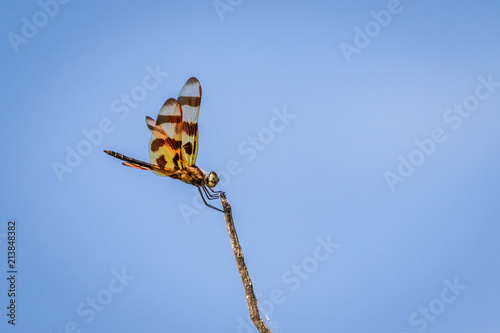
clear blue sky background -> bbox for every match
[1,1,500,332]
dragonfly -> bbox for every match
[104,77,224,212]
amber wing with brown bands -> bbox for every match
[178,77,201,166]
[149,98,184,176]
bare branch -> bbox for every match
[219,193,272,333]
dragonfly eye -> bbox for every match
[207,171,219,188]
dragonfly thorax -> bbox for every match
[175,166,218,189]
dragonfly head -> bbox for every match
[206,171,220,188]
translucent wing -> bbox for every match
[178,77,201,166]
[148,98,184,176]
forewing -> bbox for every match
[148,98,184,175]
[178,77,201,166]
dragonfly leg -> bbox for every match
[198,187,224,212]
[201,185,221,200]
[208,187,225,196]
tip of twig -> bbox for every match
[219,192,231,216]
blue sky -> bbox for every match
[1,0,500,332]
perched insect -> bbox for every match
[104,77,223,212]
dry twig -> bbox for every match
[219,193,271,333]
